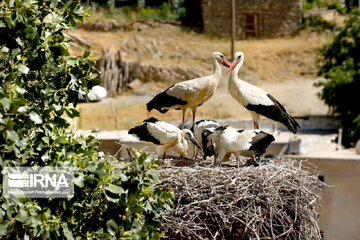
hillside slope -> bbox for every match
[70,21,330,130]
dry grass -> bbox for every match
[76,77,327,130]
[71,21,331,130]
[70,21,331,81]
[238,32,330,81]
[156,159,326,239]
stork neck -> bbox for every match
[230,60,243,82]
[212,59,222,80]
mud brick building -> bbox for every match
[200,0,302,39]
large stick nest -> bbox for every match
[156,159,326,240]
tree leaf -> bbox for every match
[104,191,119,203]
[0,221,9,236]
[61,223,74,240]
[18,105,30,113]
[106,219,118,236]
[15,209,29,223]
[18,64,30,74]
[0,98,11,111]
[83,50,90,58]
[6,130,19,142]
[16,87,26,94]
[161,191,173,200]
[105,185,124,194]
[29,111,43,124]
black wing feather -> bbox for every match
[245,94,300,134]
[128,123,160,145]
[249,131,275,156]
[146,85,187,113]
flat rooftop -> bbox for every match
[75,129,360,161]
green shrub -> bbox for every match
[328,1,347,14]
[304,15,333,31]
[159,2,169,20]
[316,9,360,147]
[138,8,158,20]
[302,0,347,16]
[0,0,172,238]
[123,6,132,20]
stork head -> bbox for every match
[226,51,245,75]
[182,129,202,149]
[211,52,231,68]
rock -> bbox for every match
[135,64,202,84]
[127,79,142,92]
[356,139,360,155]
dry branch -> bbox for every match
[156,159,326,240]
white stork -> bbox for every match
[128,117,201,160]
[191,119,220,159]
[227,52,300,133]
[146,52,231,128]
[208,125,275,167]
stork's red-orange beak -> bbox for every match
[222,59,231,68]
[226,59,239,75]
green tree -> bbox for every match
[178,0,203,30]
[316,9,360,147]
[0,0,171,238]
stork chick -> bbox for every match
[227,52,300,133]
[128,117,201,160]
[146,52,231,128]
[208,126,275,167]
[191,119,220,159]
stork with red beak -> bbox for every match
[227,52,300,133]
[146,52,231,128]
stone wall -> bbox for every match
[96,46,202,96]
[200,0,302,39]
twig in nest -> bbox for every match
[156,159,327,240]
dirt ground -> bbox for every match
[76,75,328,130]
[71,21,331,130]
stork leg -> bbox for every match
[192,148,197,159]
[191,108,198,159]
[192,108,197,126]
[251,113,260,129]
[253,120,259,129]
[181,108,187,129]
[162,152,167,161]
[219,153,231,168]
[194,149,200,160]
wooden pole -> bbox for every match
[231,0,236,60]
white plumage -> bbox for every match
[208,126,275,167]
[227,52,300,133]
[128,117,201,159]
[191,119,220,159]
[147,52,231,128]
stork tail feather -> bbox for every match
[146,86,187,113]
[249,132,275,156]
[128,123,160,145]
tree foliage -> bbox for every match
[316,9,360,147]
[0,0,171,238]
[177,0,203,30]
